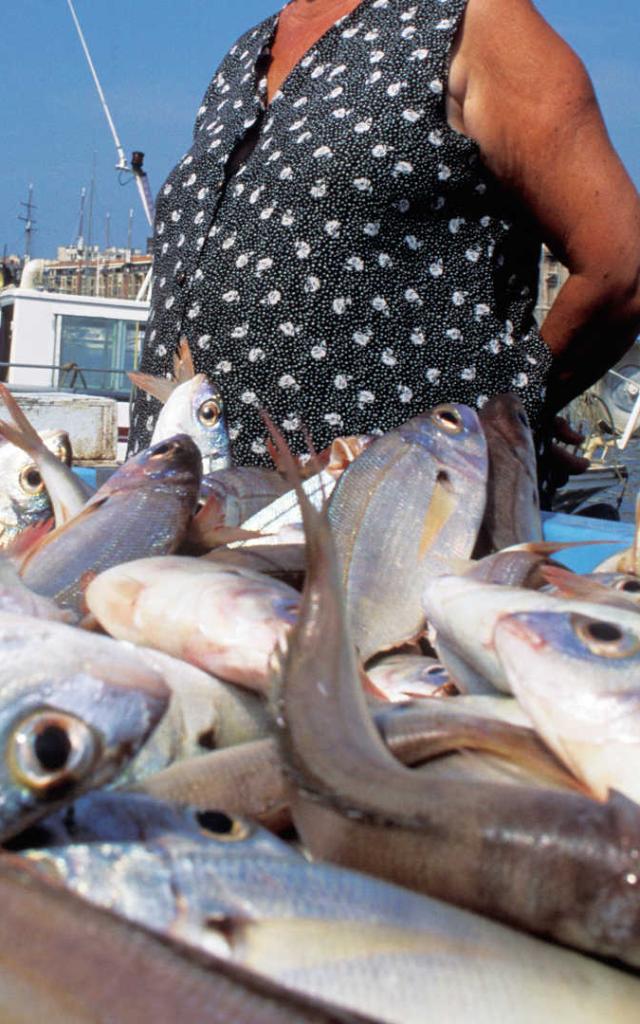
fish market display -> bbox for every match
[20,435,201,614]
[328,404,488,661]
[86,555,300,691]
[0,393,639,1017]
[22,809,640,1024]
[270,427,640,966]
[130,338,231,474]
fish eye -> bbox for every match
[19,465,44,495]
[9,711,99,792]
[619,579,640,594]
[195,809,251,842]
[572,615,640,659]
[198,399,221,426]
[432,405,464,433]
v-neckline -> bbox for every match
[260,0,374,110]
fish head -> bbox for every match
[495,610,640,668]
[400,404,488,482]
[0,649,169,840]
[94,434,203,499]
[0,431,70,547]
[153,375,230,473]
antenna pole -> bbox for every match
[66,0,128,171]
[18,184,37,261]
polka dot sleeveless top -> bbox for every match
[129,0,553,465]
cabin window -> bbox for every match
[57,315,144,398]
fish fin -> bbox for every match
[173,337,196,383]
[501,539,617,555]
[0,383,49,458]
[540,564,633,606]
[418,471,457,561]
[128,372,177,405]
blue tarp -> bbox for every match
[541,511,631,572]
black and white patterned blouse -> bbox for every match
[129,0,553,464]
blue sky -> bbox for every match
[1,0,637,259]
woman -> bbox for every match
[128,0,640,467]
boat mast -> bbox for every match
[65,0,155,230]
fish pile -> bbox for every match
[0,357,639,1022]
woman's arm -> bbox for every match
[448,0,640,413]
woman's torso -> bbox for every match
[130,0,551,464]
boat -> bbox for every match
[0,271,149,457]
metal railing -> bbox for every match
[0,360,133,399]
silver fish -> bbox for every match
[21,817,640,1024]
[422,574,640,695]
[20,435,202,614]
[495,610,640,803]
[0,612,168,839]
[130,339,230,474]
[328,405,488,662]
[11,791,294,856]
[476,393,542,553]
[0,428,73,548]
[86,555,299,692]
[0,384,89,525]
[119,647,271,783]
[0,856,372,1024]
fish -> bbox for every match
[422,575,640,695]
[10,790,295,857]
[0,856,372,1023]
[204,542,307,587]
[0,611,169,839]
[118,647,271,783]
[129,338,231,474]
[0,428,74,550]
[199,467,290,526]
[327,404,488,662]
[20,435,202,614]
[86,555,300,692]
[374,696,584,791]
[267,419,640,966]
[19,803,640,1023]
[494,610,640,804]
[475,394,542,554]
[131,738,294,831]
[366,655,453,701]
[0,384,89,525]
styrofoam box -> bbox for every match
[13,392,118,463]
